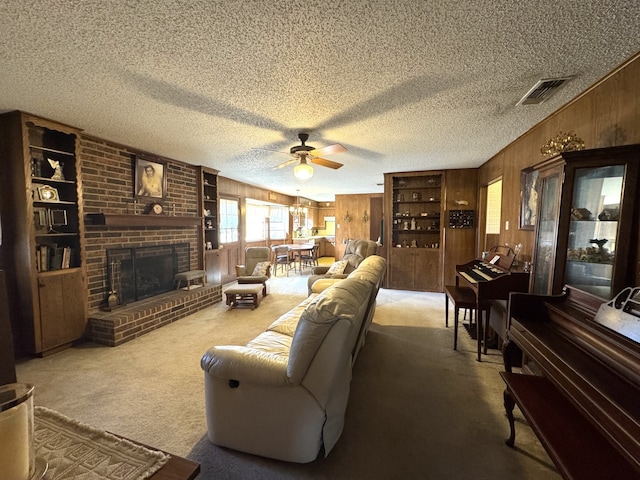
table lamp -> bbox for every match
[0,383,35,479]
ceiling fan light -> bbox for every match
[294,161,313,180]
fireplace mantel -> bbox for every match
[85,213,202,228]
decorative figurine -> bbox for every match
[48,158,64,180]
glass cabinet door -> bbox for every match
[565,165,624,299]
[531,173,560,295]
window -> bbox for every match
[269,205,288,241]
[245,200,289,242]
[245,201,269,242]
[219,198,239,243]
[485,179,502,234]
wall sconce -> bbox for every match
[361,210,369,223]
[343,211,351,223]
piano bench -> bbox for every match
[500,372,640,479]
[444,285,491,359]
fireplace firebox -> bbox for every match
[105,243,190,305]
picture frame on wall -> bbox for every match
[520,167,539,230]
[134,157,166,200]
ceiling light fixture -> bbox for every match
[290,190,308,221]
[294,156,313,180]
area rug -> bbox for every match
[34,406,169,480]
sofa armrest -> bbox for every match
[235,265,248,276]
[201,346,290,385]
[311,266,330,275]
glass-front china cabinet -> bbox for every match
[530,145,640,300]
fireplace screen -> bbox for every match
[106,243,190,304]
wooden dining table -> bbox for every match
[272,243,315,274]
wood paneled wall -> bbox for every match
[478,52,640,271]
[443,168,479,286]
[334,193,383,259]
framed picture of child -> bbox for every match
[134,157,166,200]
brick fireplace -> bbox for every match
[86,284,221,346]
[80,135,222,346]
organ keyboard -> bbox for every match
[455,259,529,360]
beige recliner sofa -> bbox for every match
[200,255,386,463]
[307,239,378,294]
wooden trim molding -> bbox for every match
[85,213,202,227]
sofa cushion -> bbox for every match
[267,294,318,337]
[327,260,348,275]
[343,239,377,273]
[246,331,293,356]
[347,256,386,286]
[252,261,271,276]
[287,278,371,384]
[310,278,342,294]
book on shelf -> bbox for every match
[50,246,64,270]
[36,244,73,271]
[38,244,50,272]
[61,246,71,269]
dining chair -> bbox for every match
[300,244,319,270]
[273,245,292,276]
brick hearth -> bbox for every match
[86,284,222,346]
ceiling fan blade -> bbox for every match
[273,157,298,170]
[309,143,347,157]
[311,157,343,169]
[252,147,292,158]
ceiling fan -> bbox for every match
[261,133,346,180]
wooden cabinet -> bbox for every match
[318,237,335,257]
[0,111,87,356]
[38,270,86,351]
[197,166,221,284]
[384,169,479,291]
[530,145,640,300]
[384,171,444,291]
[388,248,441,291]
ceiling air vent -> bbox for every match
[516,76,573,106]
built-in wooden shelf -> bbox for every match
[85,213,202,227]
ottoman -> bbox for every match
[175,270,206,290]
[225,284,264,310]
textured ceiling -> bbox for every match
[1,1,639,201]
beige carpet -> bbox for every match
[16,269,560,479]
[34,406,168,480]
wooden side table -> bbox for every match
[149,452,200,480]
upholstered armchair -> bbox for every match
[236,246,271,296]
[307,239,378,294]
